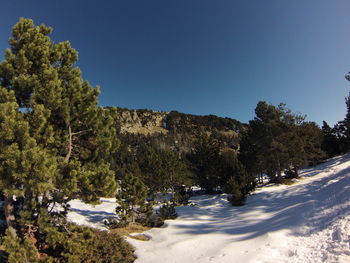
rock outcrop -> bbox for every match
[116,108,168,135]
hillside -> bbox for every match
[123,154,348,263]
[113,108,245,155]
[114,108,243,135]
[67,154,350,262]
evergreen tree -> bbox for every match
[246,101,324,183]
[116,167,148,224]
[321,121,341,157]
[0,18,119,204]
[188,135,222,192]
[1,229,39,263]
[221,149,255,205]
[137,142,192,196]
[0,87,57,237]
[335,91,350,152]
[0,18,124,260]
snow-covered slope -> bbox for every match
[128,155,350,263]
[68,154,350,262]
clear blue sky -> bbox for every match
[1,0,350,126]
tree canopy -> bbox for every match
[0,18,131,261]
[241,101,324,183]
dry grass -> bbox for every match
[111,223,151,241]
[282,178,300,185]
[129,234,151,241]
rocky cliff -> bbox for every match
[116,108,168,135]
[114,107,245,154]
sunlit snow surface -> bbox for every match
[69,154,350,262]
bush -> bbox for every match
[284,169,299,179]
[173,186,190,205]
[63,228,136,263]
[1,222,136,262]
[225,177,246,206]
[104,218,129,229]
[157,204,177,220]
[227,194,246,206]
[1,230,39,263]
[135,203,154,227]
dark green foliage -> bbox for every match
[135,140,193,195]
[112,107,249,210]
[225,177,245,206]
[116,168,148,225]
[173,186,190,205]
[221,149,254,205]
[1,213,135,262]
[187,134,255,199]
[330,90,350,154]
[1,229,39,263]
[0,18,127,262]
[165,111,242,133]
[113,113,254,209]
[321,121,344,156]
[0,18,119,204]
[157,204,177,220]
[188,136,223,192]
[0,17,119,206]
[343,93,350,146]
[86,229,135,263]
[60,226,135,263]
[241,101,325,183]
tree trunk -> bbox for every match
[4,195,17,238]
[276,158,283,183]
[65,126,92,162]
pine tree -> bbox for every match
[221,148,255,205]
[137,142,192,196]
[0,18,119,206]
[336,91,350,152]
[1,229,39,263]
[0,18,123,259]
[116,167,147,224]
[0,87,57,237]
[246,101,324,183]
[188,135,222,192]
[322,121,343,156]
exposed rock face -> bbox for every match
[116,108,168,135]
[114,108,245,154]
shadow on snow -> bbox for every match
[173,154,350,242]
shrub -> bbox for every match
[104,218,129,229]
[63,228,136,263]
[1,222,136,262]
[225,177,246,206]
[157,204,177,220]
[173,186,190,205]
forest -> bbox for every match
[0,18,349,262]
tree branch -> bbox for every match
[71,129,92,136]
[64,127,92,162]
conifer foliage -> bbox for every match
[0,18,135,262]
[241,101,324,183]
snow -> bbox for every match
[68,154,350,262]
[67,198,117,230]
